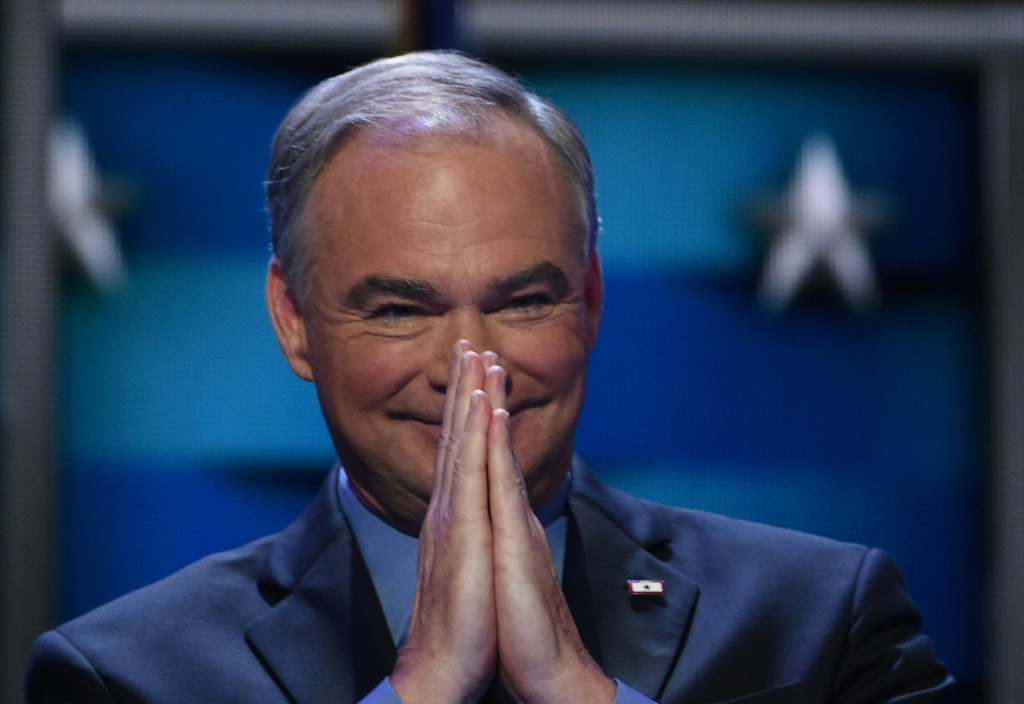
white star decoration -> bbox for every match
[49,118,126,293]
[759,134,883,313]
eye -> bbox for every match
[369,303,424,320]
[502,293,555,317]
[359,301,435,337]
[509,293,550,308]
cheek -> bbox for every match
[500,321,589,397]
[307,325,423,412]
[501,322,589,483]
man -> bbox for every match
[27,52,953,704]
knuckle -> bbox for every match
[444,435,459,457]
[436,431,451,450]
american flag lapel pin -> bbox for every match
[627,579,666,596]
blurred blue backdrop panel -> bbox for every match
[521,66,974,275]
[60,53,979,687]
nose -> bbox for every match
[426,307,496,393]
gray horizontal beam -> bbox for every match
[467,1,1024,60]
[60,0,1024,59]
[61,0,397,51]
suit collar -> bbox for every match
[567,458,701,700]
[253,463,347,593]
[245,463,397,704]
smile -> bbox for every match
[387,398,548,428]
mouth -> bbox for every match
[387,412,443,445]
[388,411,443,425]
[388,397,548,433]
[507,398,547,418]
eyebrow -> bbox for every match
[345,275,442,309]
[344,260,571,310]
[488,261,571,303]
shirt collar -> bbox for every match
[337,465,572,648]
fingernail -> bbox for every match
[471,390,488,409]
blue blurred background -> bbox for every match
[59,50,981,691]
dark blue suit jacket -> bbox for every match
[26,462,953,703]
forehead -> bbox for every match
[305,119,583,291]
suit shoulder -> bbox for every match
[29,532,299,702]
[26,630,114,703]
[576,475,872,587]
[671,505,869,569]
[55,532,277,656]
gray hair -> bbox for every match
[265,51,598,307]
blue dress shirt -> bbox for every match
[337,469,653,704]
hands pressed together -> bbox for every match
[389,341,616,704]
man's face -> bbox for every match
[270,119,602,528]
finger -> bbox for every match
[484,361,506,412]
[433,340,471,495]
[487,409,536,542]
[449,390,493,523]
[435,351,468,507]
[439,351,485,507]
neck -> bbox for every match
[343,450,575,537]
[345,471,425,537]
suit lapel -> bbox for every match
[244,465,397,704]
[567,462,701,700]
[245,524,355,703]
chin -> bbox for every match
[514,436,572,488]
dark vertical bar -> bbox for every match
[0,0,58,699]
[983,59,1024,704]
[394,0,421,54]
[396,0,462,53]
[421,0,461,51]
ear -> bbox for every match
[266,257,315,381]
[583,250,603,351]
